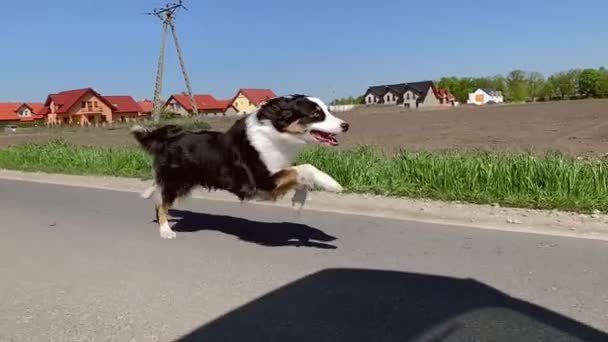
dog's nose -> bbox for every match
[341,122,350,132]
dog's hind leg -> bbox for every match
[156,187,179,240]
[157,200,176,239]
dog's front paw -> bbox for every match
[324,179,344,193]
[160,225,177,239]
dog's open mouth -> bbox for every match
[310,130,338,146]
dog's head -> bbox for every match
[254,95,349,146]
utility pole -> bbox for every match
[145,0,197,122]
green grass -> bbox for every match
[1,139,607,213]
[298,145,608,213]
[0,139,152,179]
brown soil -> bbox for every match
[2,99,608,156]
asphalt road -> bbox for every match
[1,179,608,342]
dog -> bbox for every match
[131,94,350,239]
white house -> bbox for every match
[467,88,504,105]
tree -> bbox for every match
[330,95,364,105]
[599,67,608,97]
[489,75,507,93]
[568,68,583,97]
[506,69,528,102]
[578,68,602,98]
[548,71,577,99]
[526,71,546,101]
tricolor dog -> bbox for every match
[131,95,349,239]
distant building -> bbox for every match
[363,81,454,108]
[38,87,144,126]
[105,96,146,122]
[165,93,226,116]
[227,88,276,115]
[467,88,504,105]
[137,99,154,117]
[0,102,45,123]
[40,88,116,126]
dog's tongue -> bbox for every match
[312,131,338,145]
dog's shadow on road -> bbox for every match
[163,209,337,249]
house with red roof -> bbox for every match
[165,93,227,116]
[40,88,115,126]
[0,102,45,123]
[226,88,276,115]
[105,96,145,122]
[137,99,154,116]
[39,87,145,126]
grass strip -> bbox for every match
[1,139,607,213]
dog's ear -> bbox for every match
[257,97,297,131]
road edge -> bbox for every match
[1,169,607,241]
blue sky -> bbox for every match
[2,0,607,102]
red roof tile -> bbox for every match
[0,103,20,121]
[27,102,45,114]
[105,96,143,114]
[216,99,232,110]
[138,99,154,113]
[236,88,277,106]
[167,94,224,111]
[0,102,46,121]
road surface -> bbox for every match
[1,179,607,341]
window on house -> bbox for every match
[406,93,410,100]
[82,101,86,108]
[94,101,98,108]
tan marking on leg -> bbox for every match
[157,201,176,239]
[270,168,301,200]
[157,202,170,226]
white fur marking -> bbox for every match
[245,111,305,173]
[130,125,148,133]
[160,222,176,239]
[292,164,343,192]
[306,97,346,134]
[141,185,156,199]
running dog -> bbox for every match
[131,94,349,239]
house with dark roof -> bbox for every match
[165,93,227,116]
[227,88,276,115]
[363,81,454,108]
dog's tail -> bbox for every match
[130,124,184,155]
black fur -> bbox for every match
[258,94,326,131]
[133,120,262,203]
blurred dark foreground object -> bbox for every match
[175,268,608,342]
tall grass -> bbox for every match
[298,145,608,212]
[0,139,607,212]
[0,139,152,179]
